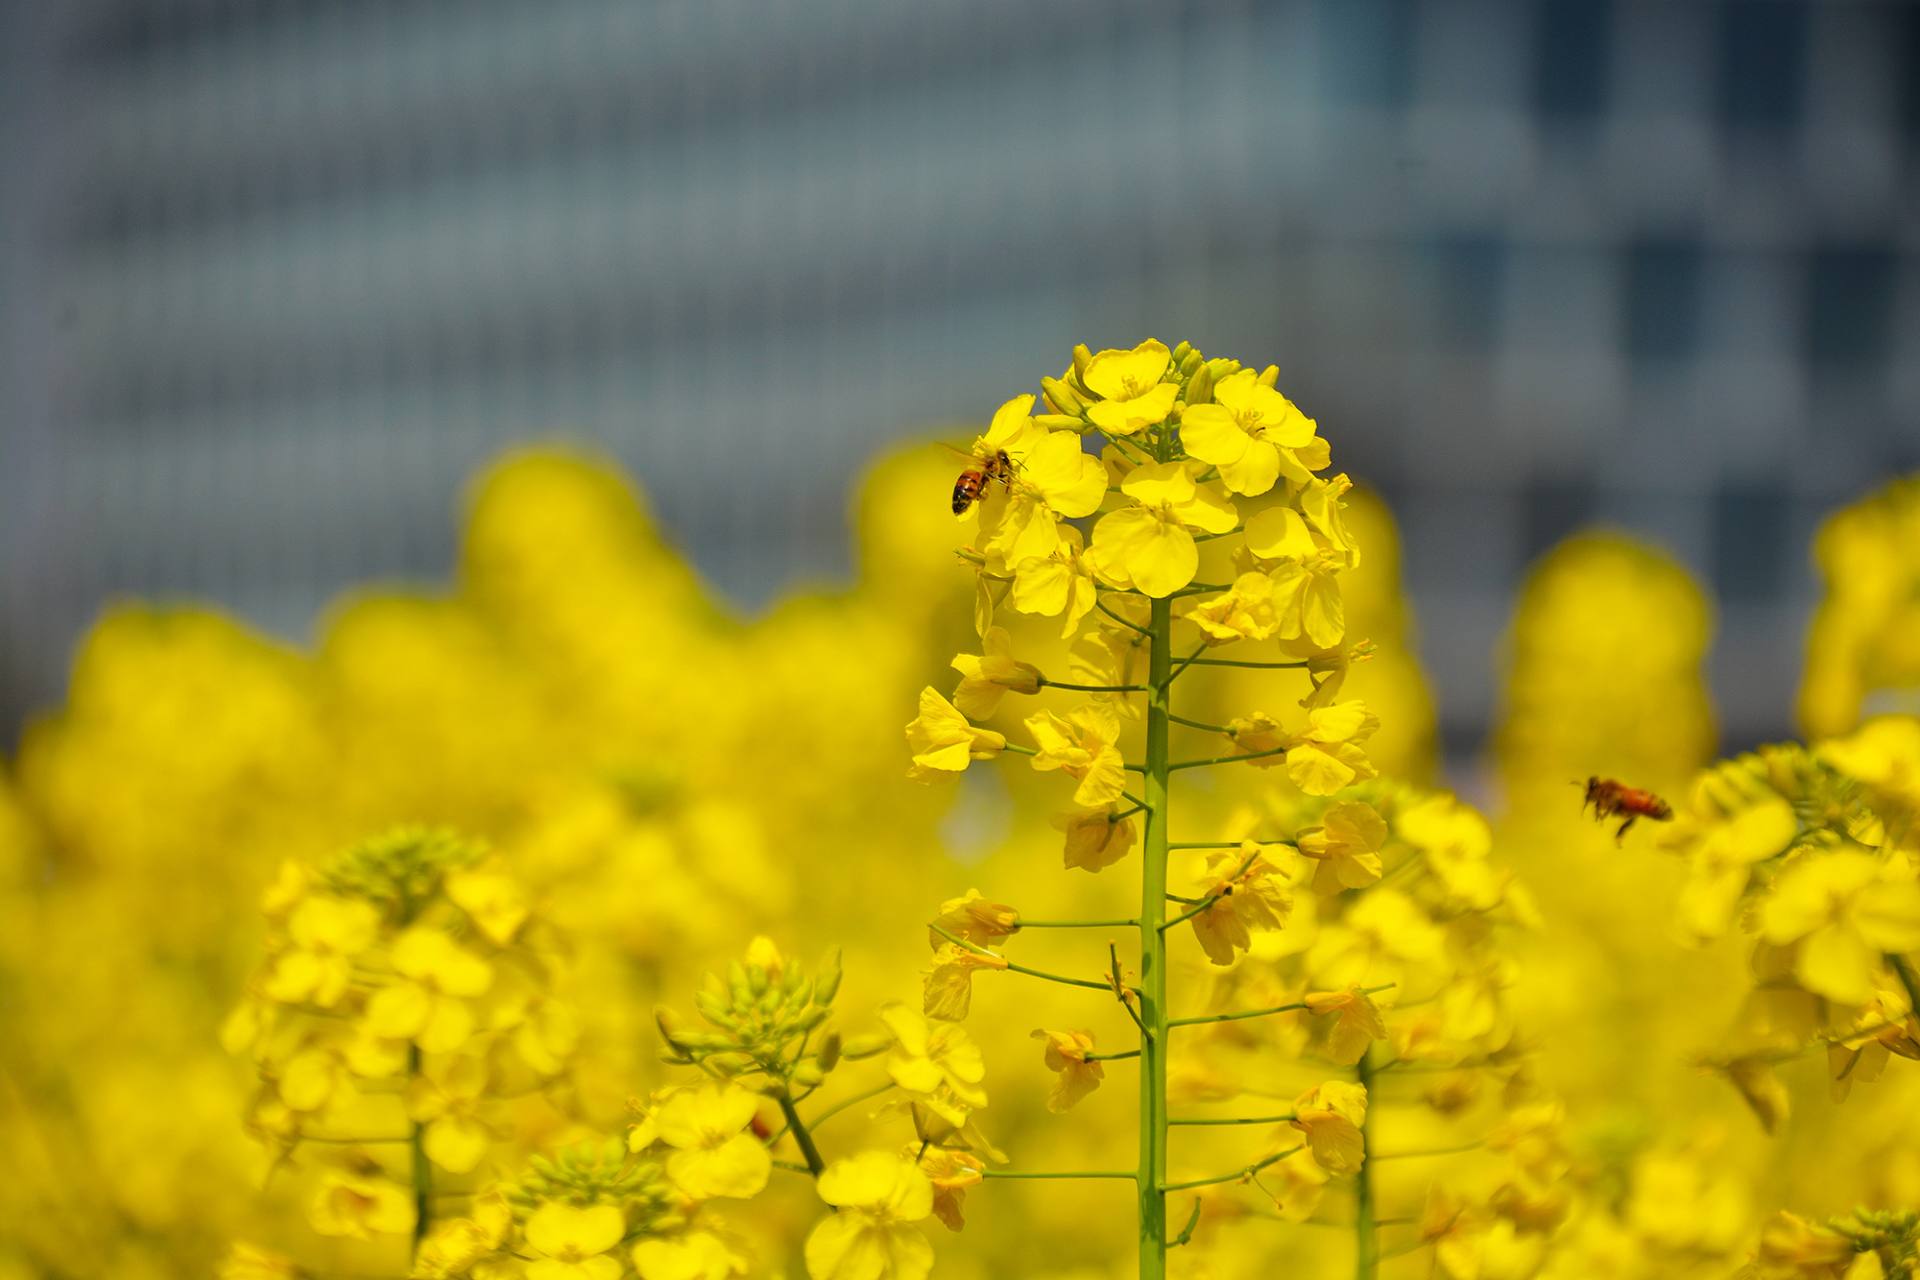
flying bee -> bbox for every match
[950,448,1015,516]
[1579,776,1674,842]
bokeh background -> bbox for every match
[4,0,1918,755]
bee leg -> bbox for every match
[1615,815,1636,843]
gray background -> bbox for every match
[2,0,1916,756]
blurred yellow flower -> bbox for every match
[1290,1080,1367,1174]
[524,1201,627,1280]
[881,1004,988,1124]
[1031,1029,1103,1112]
[652,1083,772,1200]
[1304,986,1386,1065]
[365,927,493,1052]
[631,1232,749,1280]
[262,896,380,1008]
[1295,801,1388,893]
[309,1166,414,1239]
[1759,851,1920,1005]
[805,1152,936,1280]
[405,1052,493,1174]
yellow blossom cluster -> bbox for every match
[1799,475,1920,739]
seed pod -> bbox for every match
[817,1030,843,1072]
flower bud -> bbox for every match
[1041,376,1086,415]
[839,1032,891,1060]
[815,948,844,1006]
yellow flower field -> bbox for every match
[1,341,1916,1280]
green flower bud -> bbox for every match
[840,1032,891,1060]
[815,948,843,1005]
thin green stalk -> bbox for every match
[776,1089,827,1178]
[1169,744,1288,772]
[1162,1145,1301,1192]
[1169,982,1397,1029]
[1354,1050,1378,1280]
[1138,590,1173,1278]
[1184,657,1312,669]
[1169,1113,1295,1126]
[407,1044,430,1259]
[1039,679,1148,694]
[1890,954,1920,1015]
[928,923,1118,993]
[1088,1048,1143,1062]
[1020,918,1140,929]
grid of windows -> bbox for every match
[3,0,1917,754]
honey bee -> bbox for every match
[951,448,1014,515]
[1579,776,1674,842]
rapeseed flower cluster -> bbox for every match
[0,358,1914,1279]
[905,340,1557,1278]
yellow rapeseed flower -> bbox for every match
[1030,1029,1104,1112]
[949,627,1042,720]
[1304,986,1387,1065]
[309,1166,415,1239]
[1187,844,1292,965]
[1025,704,1128,808]
[922,943,1009,1022]
[904,687,1006,781]
[1081,339,1178,436]
[1290,1080,1368,1174]
[1759,850,1920,1005]
[364,927,493,1052]
[1089,462,1238,597]
[881,1004,989,1125]
[1179,368,1318,496]
[927,889,1020,949]
[651,1083,773,1200]
[805,1153,936,1280]
[262,895,380,1008]
[1295,801,1388,893]
[631,1232,750,1280]
[524,1201,627,1280]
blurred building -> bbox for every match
[2,0,1916,753]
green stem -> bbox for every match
[1169,1113,1295,1126]
[776,1089,827,1178]
[765,1081,894,1149]
[1167,712,1231,733]
[1139,591,1173,1278]
[407,1044,430,1259]
[928,923,1118,993]
[1170,984,1395,1029]
[1097,598,1154,636]
[1169,744,1288,772]
[1354,1050,1378,1280]
[1087,1048,1142,1062]
[1020,918,1140,929]
[1889,954,1920,1015]
[1183,658,1313,669]
[1162,1145,1301,1192]
[1040,679,1149,694]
